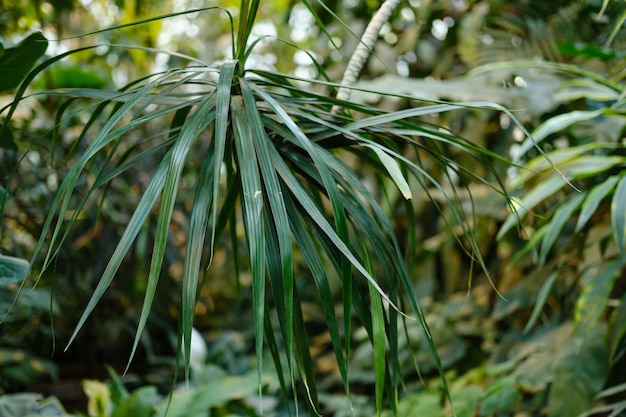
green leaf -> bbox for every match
[0,254,30,285]
[288,197,349,392]
[516,109,605,162]
[612,175,626,263]
[575,260,622,340]
[498,176,568,239]
[0,123,15,151]
[365,144,412,200]
[548,326,609,417]
[524,270,559,333]
[560,155,625,180]
[479,377,522,416]
[67,152,170,349]
[367,250,387,417]
[576,175,620,232]
[232,94,266,395]
[539,192,585,265]
[608,292,626,365]
[154,371,261,417]
[0,32,48,93]
[241,78,295,378]
[112,386,159,417]
[0,185,5,212]
[44,64,107,89]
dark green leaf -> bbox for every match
[479,377,522,416]
[608,292,626,365]
[524,270,559,333]
[548,326,609,417]
[0,32,48,93]
[576,175,620,232]
[0,123,15,150]
[612,175,626,263]
[575,260,622,340]
[232,94,266,394]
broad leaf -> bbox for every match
[0,32,48,93]
[548,326,609,417]
[0,254,30,285]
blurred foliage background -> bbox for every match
[0,0,625,416]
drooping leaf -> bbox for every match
[232,94,266,395]
[576,175,620,232]
[498,175,568,239]
[524,270,559,333]
[538,192,585,265]
[365,144,412,200]
[365,247,387,417]
[515,109,604,162]
[611,175,626,263]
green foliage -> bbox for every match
[0,1,524,413]
[0,32,48,150]
[0,32,48,94]
[1,1,624,416]
[0,254,30,285]
[0,254,58,390]
[77,365,274,417]
[0,393,70,417]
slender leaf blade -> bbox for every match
[611,175,626,263]
[539,192,585,265]
[232,95,266,394]
[576,175,619,232]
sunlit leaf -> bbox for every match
[365,144,412,200]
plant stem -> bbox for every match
[331,0,403,115]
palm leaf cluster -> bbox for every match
[1,1,521,413]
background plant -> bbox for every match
[1,1,624,416]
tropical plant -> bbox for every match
[0,0,543,414]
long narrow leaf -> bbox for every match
[208,60,237,267]
[576,175,619,232]
[611,175,626,263]
[539,192,585,265]
[240,79,295,384]
[232,95,267,396]
[66,153,170,348]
